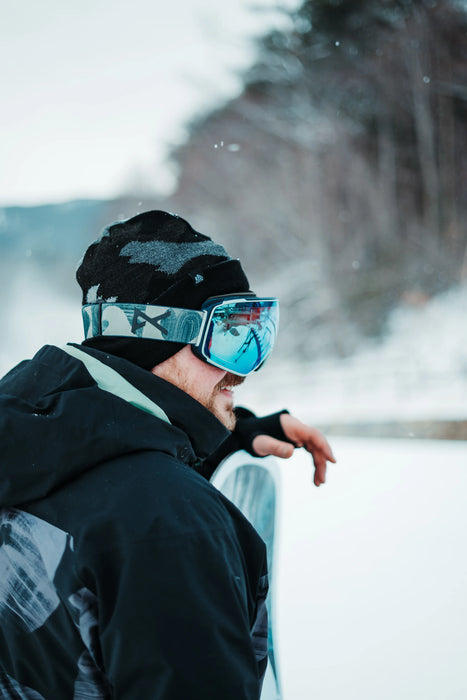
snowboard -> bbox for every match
[211,451,282,700]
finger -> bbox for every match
[302,434,336,464]
[322,442,336,463]
[286,420,336,463]
[306,430,336,463]
[303,446,328,487]
[252,435,295,459]
[313,456,327,486]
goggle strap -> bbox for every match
[82,303,206,343]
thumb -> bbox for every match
[252,434,295,459]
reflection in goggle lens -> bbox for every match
[204,300,279,375]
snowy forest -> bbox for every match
[167,0,467,357]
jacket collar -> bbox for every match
[69,344,230,461]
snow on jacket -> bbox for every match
[0,344,268,699]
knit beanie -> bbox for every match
[76,210,251,369]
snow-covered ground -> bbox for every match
[274,438,467,700]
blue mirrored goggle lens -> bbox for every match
[202,300,279,375]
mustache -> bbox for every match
[217,373,245,391]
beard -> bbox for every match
[151,349,245,432]
[204,372,245,431]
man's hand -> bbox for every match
[252,414,336,487]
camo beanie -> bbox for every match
[76,210,251,369]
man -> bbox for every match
[0,211,334,699]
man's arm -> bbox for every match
[201,408,336,486]
[252,413,336,487]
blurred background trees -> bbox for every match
[167,0,467,357]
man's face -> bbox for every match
[151,346,244,430]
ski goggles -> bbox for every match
[82,294,279,376]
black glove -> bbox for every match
[197,407,293,480]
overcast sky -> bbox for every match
[1,0,298,207]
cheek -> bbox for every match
[187,348,226,387]
[201,366,227,394]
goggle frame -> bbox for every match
[81,294,279,376]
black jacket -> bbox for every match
[0,344,268,699]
